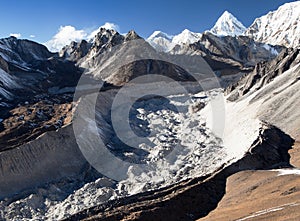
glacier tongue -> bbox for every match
[0,89,230,220]
[209,11,246,36]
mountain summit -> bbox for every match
[245,1,300,48]
[209,11,246,36]
[147,29,202,52]
[147,31,175,52]
[172,29,202,45]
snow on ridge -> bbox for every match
[262,44,279,55]
[0,69,20,89]
[148,1,299,50]
[244,1,300,48]
[274,169,300,176]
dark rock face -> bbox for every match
[0,36,54,63]
[65,123,294,221]
[60,29,141,64]
[170,32,283,76]
[60,40,92,61]
[0,37,83,101]
[0,37,84,151]
[104,59,197,86]
[225,48,300,101]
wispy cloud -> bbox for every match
[29,35,35,38]
[44,22,120,52]
[10,33,21,38]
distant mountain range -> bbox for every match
[147,1,300,51]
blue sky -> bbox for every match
[0,0,297,43]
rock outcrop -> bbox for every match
[225,48,300,100]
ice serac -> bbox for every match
[210,11,246,36]
[245,1,300,48]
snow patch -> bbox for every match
[237,202,300,221]
[147,31,175,52]
[262,44,278,55]
[275,168,300,176]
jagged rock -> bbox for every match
[0,36,54,64]
[0,37,83,126]
[125,30,142,41]
[225,48,300,101]
[59,40,92,61]
[171,32,283,75]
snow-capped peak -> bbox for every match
[147,29,202,52]
[147,31,173,41]
[172,29,201,45]
[209,10,246,36]
[146,30,175,52]
[244,1,300,48]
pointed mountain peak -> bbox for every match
[172,29,201,45]
[148,31,173,41]
[147,31,175,52]
[181,28,191,33]
[210,10,246,36]
[220,10,233,18]
[125,30,142,41]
